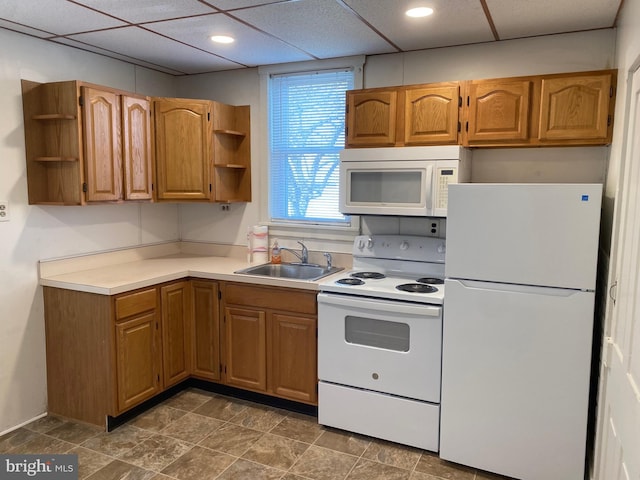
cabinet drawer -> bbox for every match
[115,288,157,320]
[224,283,317,315]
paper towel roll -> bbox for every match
[251,225,269,264]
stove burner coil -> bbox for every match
[417,277,444,285]
[351,271,386,279]
[396,283,438,293]
[336,277,365,286]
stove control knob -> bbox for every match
[437,243,446,254]
[400,240,409,251]
[366,237,374,249]
[357,238,366,250]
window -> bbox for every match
[268,68,354,225]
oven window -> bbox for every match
[345,316,410,352]
[349,171,422,204]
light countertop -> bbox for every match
[39,242,347,295]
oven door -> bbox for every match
[317,292,442,403]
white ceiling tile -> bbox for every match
[345,0,495,50]
[0,0,125,35]
[68,27,243,74]
[74,0,215,24]
[52,37,186,75]
[231,0,397,59]
[206,0,284,10]
[486,0,619,39]
[146,14,313,66]
[0,18,51,37]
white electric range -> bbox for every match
[317,235,446,452]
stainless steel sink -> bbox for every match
[235,263,343,281]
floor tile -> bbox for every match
[362,439,421,470]
[161,445,235,480]
[242,433,310,470]
[408,472,443,480]
[0,428,40,453]
[162,389,213,412]
[289,445,358,480]
[475,470,516,480]
[228,404,287,432]
[160,412,223,444]
[199,423,264,456]
[23,415,67,434]
[149,475,177,480]
[346,458,411,480]
[118,434,192,472]
[128,405,188,433]
[194,395,248,421]
[9,434,75,454]
[85,459,156,480]
[68,446,113,480]
[270,413,324,443]
[414,452,476,480]
[216,459,286,480]
[313,429,370,457]
[81,425,154,457]
[47,421,102,444]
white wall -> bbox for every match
[0,29,178,434]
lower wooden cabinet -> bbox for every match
[160,281,191,387]
[222,282,318,405]
[191,280,221,381]
[43,278,317,427]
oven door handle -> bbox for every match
[317,292,441,317]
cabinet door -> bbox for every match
[271,313,317,404]
[467,80,532,143]
[82,87,122,201]
[154,98,212,201]
[346,90,398,147]
[224,306,267,392]
[122,95,153,200]
[192,280,221,381]
[539,73,612,141]
[161,281,192,388]
[404,84,460,145]
[115,312,161,412]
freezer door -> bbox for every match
[445,183,602,290]
[440,279,595,480]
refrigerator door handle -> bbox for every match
[451,279,586,297]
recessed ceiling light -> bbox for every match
[210,35,234,44]
[406,7,434,18]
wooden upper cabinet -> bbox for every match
[21,80,153,205]
[122,95,153,200]
[404,84,460,145]
[346,89,398,147]
[466,79,532,144]
[539,72,614,142]
[153,98,212,201]
[82,87,123,202]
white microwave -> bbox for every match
[339,146,471,217]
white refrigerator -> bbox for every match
[440,183,602,480]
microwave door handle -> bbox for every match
[425,164,434,211]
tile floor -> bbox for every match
[0,388,512,480]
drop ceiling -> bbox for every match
[0,0,623,76]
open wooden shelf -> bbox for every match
[33,114,77,120]
[214,129,246,137]
[35,156,79,162]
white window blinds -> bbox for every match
[269,68,354,225]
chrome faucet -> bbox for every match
[323,252,332,269]
[281,241,309,264]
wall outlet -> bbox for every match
[427,219,439,237]
[0,201,8,222]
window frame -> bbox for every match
[258,56,364,238]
